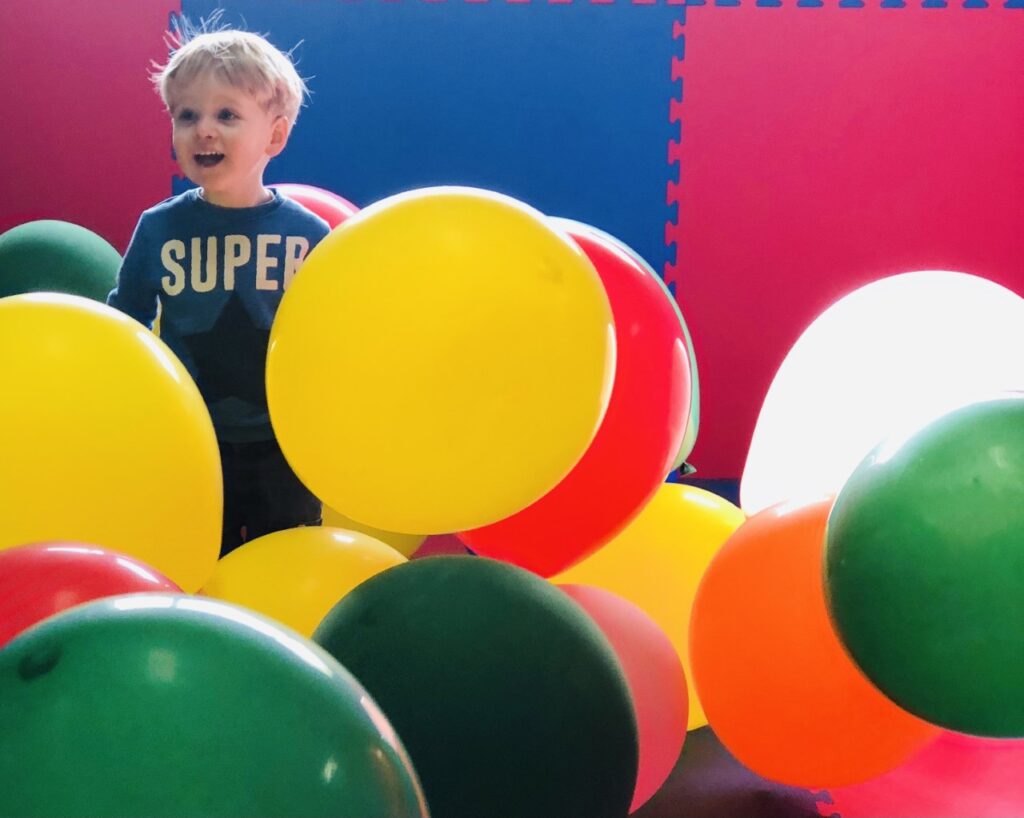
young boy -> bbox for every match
[108,26,331,557]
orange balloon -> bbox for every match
[689,496,938,788]
[559,584,687,814]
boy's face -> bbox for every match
[169,74,288,208]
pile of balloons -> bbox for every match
[0,183,720,816]
[682,272,1024,809]
[262,185,707,814]
[10,190,1023,816]
[689,395,1024,795]
[266,186,696,551]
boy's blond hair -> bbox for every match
[153,23,308,124]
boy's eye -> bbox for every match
[218,109,238,121]
[175,109,197,123]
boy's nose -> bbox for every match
[196,116,218,138]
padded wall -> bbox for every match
[3,1,1022,479]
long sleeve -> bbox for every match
[107,217,159,329]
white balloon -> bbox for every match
[741,271,1024,515]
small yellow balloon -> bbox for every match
[202,526,406,636]
[322,506,426,558]
[267,186,615,535]
[554,483,745,730]
[0,293,221,591]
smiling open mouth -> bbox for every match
[194,153,224,168]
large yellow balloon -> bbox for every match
[202,526,406,636]
[554,483,745,729]
[321,506,426,558]
[267,187,615,535]
[0,294,220,591]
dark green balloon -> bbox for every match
[0,220,121,301]
[0,595,428,817]
[826,397,1024,737]
[314,556,639,818]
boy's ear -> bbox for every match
[267,115,290,158]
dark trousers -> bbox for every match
[218,438,322,558]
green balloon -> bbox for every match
[0,595,428,817]
[826,397,1024,737]
[0,220,121,301]
[314,556,638,818]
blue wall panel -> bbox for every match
[179,0,681,275]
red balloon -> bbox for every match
[270,183,359,229]
[0,542,180,647]
[823,732,1024,817]
[459,220,691,576]
[560,584,688,813]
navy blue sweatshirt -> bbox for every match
[108,188,330,442]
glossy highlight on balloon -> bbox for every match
[321,506,426,557]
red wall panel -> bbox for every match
[672,7,1024,477]
[0,1,178,252]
